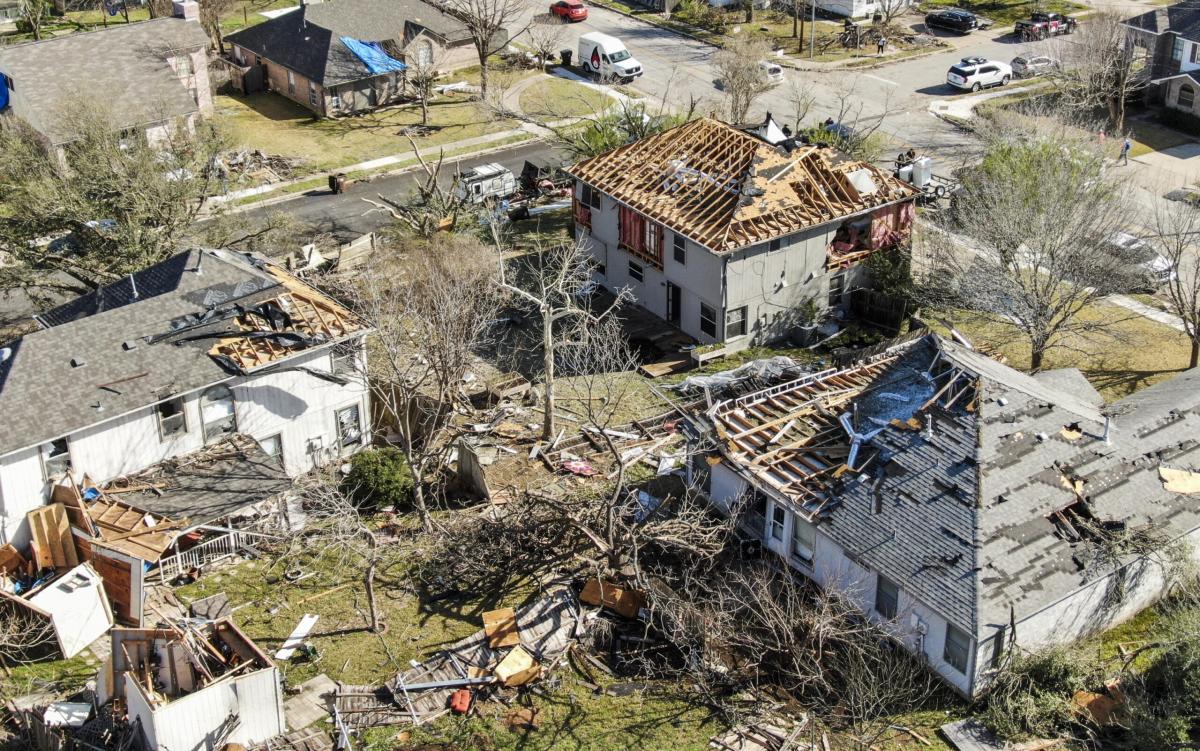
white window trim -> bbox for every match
[41,438,72,481]
[334,400,365,454]
[156,397,189,442]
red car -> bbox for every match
[550,0,587,21]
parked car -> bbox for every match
[1014,11,1076,40]
[946,57,1011,92]
[1011,54,1059,78]
[550,0,588,21]
[760,60,784,85]
[924,9,992,34]
[1100,231,1178,292]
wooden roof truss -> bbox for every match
[209,265,364,373]
[570,118,919,253]
[709,356,900,518]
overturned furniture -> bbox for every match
[104,618,285,750]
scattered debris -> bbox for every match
[710,714,807,751]
[1159,465,1200,494]
[0,562,114,659]
[580,578,644,619]
[275,613,321,660]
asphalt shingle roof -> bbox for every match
[1125,3,1200,41]
[0,18,208,144]
[710,335,1200,641]
[0,248,356,459]
[225,0,471,86]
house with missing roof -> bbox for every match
[0,249,372,619]
[223,0,496,117]
[1122,3,1200,121]
[685,333,1200,697]
[0,1,212,155]
[567,117,921,350]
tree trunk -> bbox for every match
[364,530,381,632]
[793,0,799,37]
[1030,344,1045,371]
[412,478,433,534]
[745,0,753,23]
[478,48,490,102]
[542,307,556,441]
[420,96,429,126]
[1191,337,1199,369]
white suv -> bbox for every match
[946,57,1012,91]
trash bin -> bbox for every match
[328,172,347,194]
[560,49,572,67]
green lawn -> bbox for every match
[215,91,517,175]
[518,76,614,119]
[1127,118,1196,158]
[927,302,1193,400]
[917,0,1086,28]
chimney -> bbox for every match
[173,0,200,21]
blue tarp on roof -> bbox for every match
[340,37,407,75]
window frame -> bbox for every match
[335,403,364,452]
[726,306,748,338]
[287,70,296,95]
[331,342,358,377]
[943,623,971,673]
[200,385,237,445]
[156,397,188,441]
[259,433,283,458]
[1180,82,1195,110]
[699,302,717,338]
[768,237,782,252]
[791,516,815,566]
[673,232,686,265]
[1173,36,1185,62]
[746,490,768,538]
[41,438,71,480]
[628,260,644,283]
[874,575,899,620]
[769,504,786,541]
[309,82,319,107]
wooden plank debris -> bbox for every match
[580,579,644,619]
[483,607,521,649]
[274,614,320,660]
[26,505,79,570]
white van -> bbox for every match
[759,60,784,85]
[454,163,517,204]
[578,32,643,82]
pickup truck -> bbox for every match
[1014,12,1076,40]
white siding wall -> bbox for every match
[0,344,370,547]
[141,667,284,751]
[707,461,975,695]
[1182,39,1200,73]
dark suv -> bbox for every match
[924,9,991,33]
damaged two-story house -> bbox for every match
[0,248,371,621]
[685,333,1200,697]
[567,116,921,349]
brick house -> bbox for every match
[1123,3,1200,117]
[0,1,212,155]
[567,116,921,350]
[223,0,499,117]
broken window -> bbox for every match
[875,575,899,620]
[726,306,748,338]
[337,404,363,451]
[700,303,717,338]
[200,385,236,444]
[828,271,846,308]
[943,623,970,673]
[791,517,815,566]
[156,398,187,440]
[770,504,786,541]
[259,433,282,458]
[618,206,663,268]
[628,260,644,283]
[42,438,71,480]
[746,490,768,538]
[331,343,358,377]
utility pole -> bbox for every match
[809,0,816,59]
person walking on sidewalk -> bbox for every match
[876,35,887,56]
[1120,137,1132,166]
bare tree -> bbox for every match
[922,121,1141,370]
[444,0,524,102]
[1148,195,1200,369]
[0,103,228,302]
[331,233,502,532]
[526,13,567,71]
[548,96,696,159]
[288,475,388,632]
[405,47,445,127]
[494,238,628,441]
[784,76,816,134]
[1051,12,1150,132]
[361,137,484,237]
[0,603,57,666]
[874,0,908,26]
[199,0,236,52]
[814,74,900,161]
[713,34,774,124]
[18,0,49,40]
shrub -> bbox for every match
[343,447,414,510]
[1142,638,1200,718]
[1160,107,1200,138]
[980,645,1104,740]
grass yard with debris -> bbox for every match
[927,301,1193,399]
[215,89,518,177]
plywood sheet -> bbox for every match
[27,504,79,570]
[483,607,520,649]
[0,544,26,576]
[580,579,644,619]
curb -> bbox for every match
[207,134,542,216]
[780,42,950,72]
